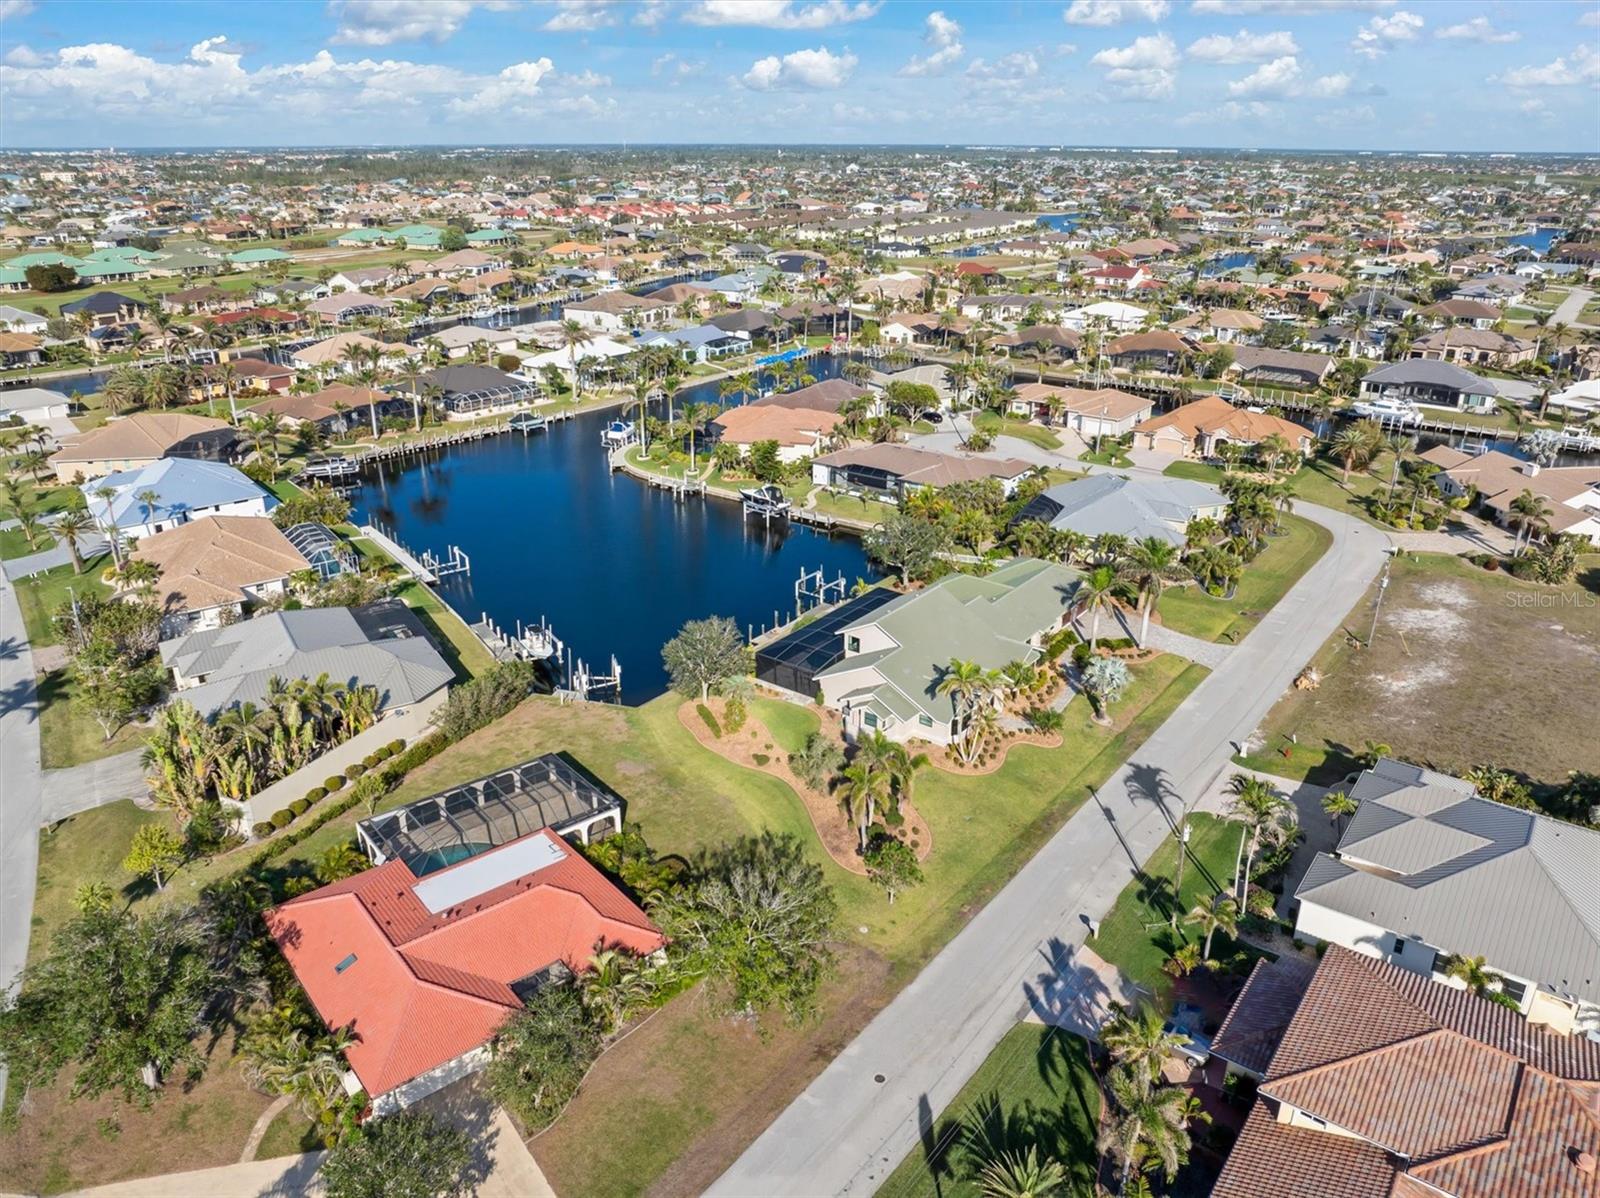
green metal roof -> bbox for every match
[5,251,88,269]
[227,247,291,263]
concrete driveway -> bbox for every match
[41,749,149,822]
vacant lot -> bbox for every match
[1238,553,1600,786]
[875,1024,1101,1198]
[1157,514,1331,643]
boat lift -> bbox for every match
[741,483,792,524]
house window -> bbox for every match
[1499,977,1527,1006]
[918,714,934,728]
[334,953,358,974]
[862,711,878,728]
[846,636,860,653]
[1392,938,1406,956]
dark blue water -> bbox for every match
[1036,214,1080,234]
[1508,227,1563,255]
[348,403,874,703]
[1201,251,1257,277]
[7,367,116,397]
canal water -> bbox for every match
[348,402,876,704]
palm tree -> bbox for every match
[1121,538,1185,648]
[1100,1002,1189,1088]
[967,1145,1066,1198]
[1439,954,1517,1007]
[1098,1065,1206,1188]
[935,658,1001,765]
[53,507,92,574]
[134,487,163,529]
[1185,893,1240,960]
[1224,773,1295,903]
[1508,488,1552,555]
[1077,563,1128,651]
[560,319,594,399]
[1321,788,1357,834]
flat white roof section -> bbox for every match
[413,834,567,914]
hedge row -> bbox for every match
[249,735,440,848]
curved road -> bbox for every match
[709,499,1391,1197]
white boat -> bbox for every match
[740,483,792,521]
[1350,398,1422,425]
[601,419,635,445]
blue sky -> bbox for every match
[1,1,1596,151]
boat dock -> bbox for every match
[359,523,469,584]
[471,612,562,663]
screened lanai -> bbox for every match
[356,753,623,876]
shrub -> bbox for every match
[697,702,722,738]
[270,809,294,829]
[304,786,327,803]
[387,739,406,755]
[324,775,346,792]
[346,762,366,779]
[1071,643,1092,669]
[753,753,770,767]
[723,694,747,735]
[289,798,311,817]
[1045,627,1081,660]
[485,984,601,1133]
[251,821,275,839]
[790,731,844,791]
[431,659,538,742]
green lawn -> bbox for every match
[1091,813,1263,1003]
[877,1024,1101,1198]
[0,525,54,560]
[809,489,898,527]
[1079,446,1133,467]
[1156,514,1331,642]
[13,556,111,646]
[750,696,820,754]
[393,581,496,681]
[36,669,151,771]
[973,412,1063,451]
[253,1108,320,1160]
[30,800,169,966]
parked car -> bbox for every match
[1164,1002,1214,1066]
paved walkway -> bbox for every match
[1018,944,1147,1039]
[707,500,1391,1197]
[1552,285,1595,330]
[41,748,149,823]
[1105,606,1235,670]
[0,569,42,1106]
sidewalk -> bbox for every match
[0,570,43,1107]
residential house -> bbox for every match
[1211,945,1600,1198]
[1132,395,1315,459]
[328,266,395,293]
[752,378,871,416]
[0,386,72,430]
[710,403,841,464]
[0,304,48,334]
[1171,308,1264,344]
[251,385,401,435]
[1359,359,1500,413]
[306,291,396,325]
[1227,346,1336,389]
[1421,446,1600,546]
[50,412,237,482]
[1012,474,1227,546]
[1409,328,1538,368]
[562,290,669,334]
[1083,264,1149,294]
[1293,758,1600,1037]
[84,457,274,539]
[398,364,538,418]
[1062,301,1148,334]
[59,290,145,330]
[0,331,44,369]
[130,514,311,637]
[1106,330,1190,372]
[810,443,1035,500]
[707,307,781,341]
[993,325,1082,365]
[809,559,1082,747]
[161,600,452,723]
[266,821,662,1115]
[424,324,521,361]
[291,332,421,376]
[1419,297,1503,330]
[635,324,745,364]
[1009,383,1152,438]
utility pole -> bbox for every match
[1170,820,1193,929]
[1367,548,1397,647]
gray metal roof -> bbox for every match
[1363,358,1501,396]
[1296,760,1600,1005]
[1017,474,1226,546]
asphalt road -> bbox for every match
[708,499,1391,1197]
[0,569,43,1105]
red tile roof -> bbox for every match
[265,829,662,1098]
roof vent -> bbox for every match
[1572,1150,1596,1175]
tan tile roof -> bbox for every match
[1135,394,1313,447]
[251,385,388,423]
[131,515,308,612]
[712,404,840,447]
[51,412,230,464]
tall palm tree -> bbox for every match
[1100,1002,1190,1088]
[1439,954,1517,1008]
[1121,538,1185,648]
[935,658,1001,765]
[1098,1064,1205,1188]
[967,1145,1066,1198]
[1321,788,1357,834]
[1508,488,1552,556]
[836,760,893,852]
[53,507,92,575]
[1077,563,1128,651]
[1185,893,1240,960]
[1224,774,1296,904]
[560,319,594,400]
[135,487,163,530]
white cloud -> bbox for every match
[633,0,670,27]
[1582,10,1600,27]
[1186,28,1297,62]
[1090,32,1178,98]
[651,52,704,79]
[1227,54,1299,96]
[1192,0,1393,12]
[1064,0,1169,26]
[741,45,857,89]
[329,0,507,46]
[1435,16,1519,44]
[900,10,964,77]
[966,51,1041,79]
[1315,103,1375,127]
[4,43,47,67]
[553,68,611,88]
[541,1,618,32]
[448,58,556,112]
[684,1,879,29]
[1497,44,1600,88]
[1306,71,1350,97]
[0,0,36,16]
[1351,10,1422,58]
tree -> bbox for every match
[1508,488,1552,555]
[54,506,93,575]
[969,1145,1066,1198]
[485,983,602,1131]
[1122,537,1184,647]
[1100,1002,1189,1089]
[863,834,922,903]
[1082,655,1131,712]
[122,823,184,891]
[661,615,747,703]
[1223,774,1295,903]
[1185,893,1240,960]
[439,227,469,253]
[1329,421,1383,485]
[864,511,950,586]
[650,832,837,1021]
[936,658,1001,765]
[0,906,210,1103]
[1439,954,1519,1008]
[319,1110,478,1198]
[25,263,76,292]
[791,731,845,791]
[1098,1064,1205,1188]
[748,438,785,483]
[1321,788,1357,833]
[1077,564,1129,651]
